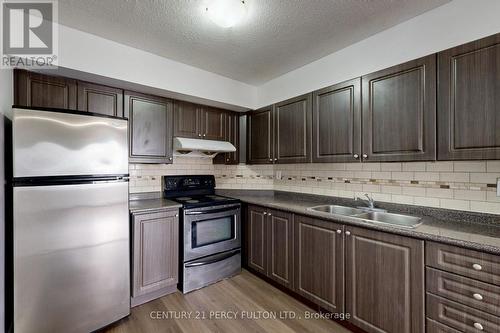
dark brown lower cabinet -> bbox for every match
[247,205,268,275]
[426,319,461,333]
[427,293,500,333]
[267,209,293,289]
[131,209,179,307]
[345,226,425,333]
[294,215,344,313]
[246,205,293,289]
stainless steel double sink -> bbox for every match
[308,205,423,228]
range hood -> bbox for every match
[173,137,236,157]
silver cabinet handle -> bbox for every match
[169,157,173,161]
[203,134,206,137]
[268,213,272,216]
[472,263,483,271]
[198,133,202,137]
[473,322,484,331]
[336,229,342,234]
[473,293,483,301]
[345,231,351,236]
[175,214,179,217]
[362,154,368,159]
[263,212,267,215]
[226,159,229,162]
[274,158,278,161]
[353,154,359,159]
[269,158,272,162]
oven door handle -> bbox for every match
[185,249,241,268]
[185,206,239,215]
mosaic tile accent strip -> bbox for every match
[129,159,500,215]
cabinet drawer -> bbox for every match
[426,242,500,285]
[427,293,500,333]
[426,319,461,333]
[427,267,500,316]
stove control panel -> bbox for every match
[163,175,215,195]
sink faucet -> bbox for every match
[355,193,375,209]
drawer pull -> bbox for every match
[473,322,484,330]
[473,293,484,301]
[472,263,483,271]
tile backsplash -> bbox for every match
[130,158,500,215]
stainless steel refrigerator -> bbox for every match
[10,108,130,333]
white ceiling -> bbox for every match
[59,0,450,85]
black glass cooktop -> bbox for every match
[171,194,239,209]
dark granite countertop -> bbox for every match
[129,192,181,214]
[216,189,500,255]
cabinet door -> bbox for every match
[345,226,424,333]
[77,81,123,117]
[294,215,344,313]
[215,112,240,165]
[275,93,312,163]
[125,91,173,164]
[173,101,201,138]
[247,205,268,275]
[132,210,179,301]
[14,69,77,110]
[226,112,240,164]
[267,209,293,289]
[438,33,500,160]
[312,78,361,163]
[247,106,274,164]
[202,107,225,140]
[362,55,436,161]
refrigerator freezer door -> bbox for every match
[13,181,130,333]
[13,108,128,178]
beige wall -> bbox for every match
[130,158,500,215]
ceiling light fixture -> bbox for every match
[205,0,247,28]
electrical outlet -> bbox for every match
[497,178,500,197]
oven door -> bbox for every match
[183,203,241,262]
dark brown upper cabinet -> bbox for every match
[201,107,225,141]
[173,101,201,139]
[274,93,312,164]
[14,69,77,110]
[226,112,240,164]
[173,102,225,141]
[221,112,240,164]
[77,81,124,117]
[361,55,436,162]
[125,91,173,164]
[294,215,344,313]
[345,226,425,333]
[214,111,240,165]
[312,78,361,163]
[438,33,500,160]
[247,106,274,164]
